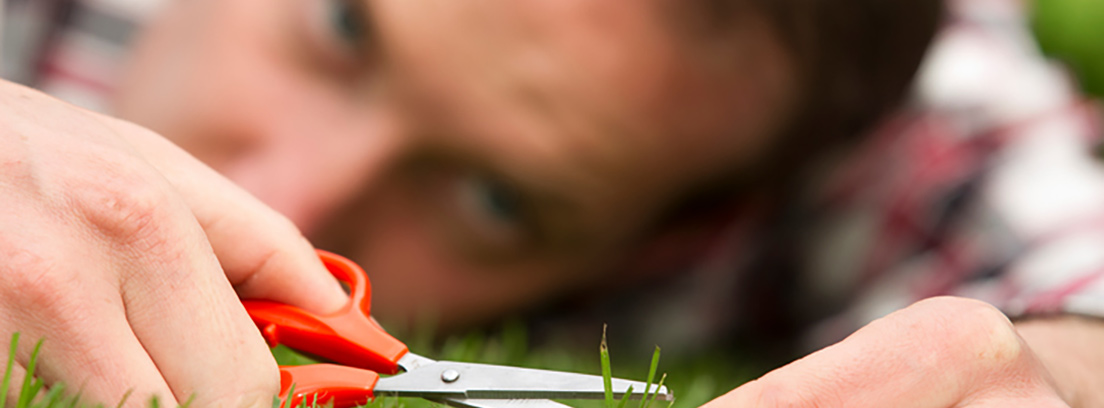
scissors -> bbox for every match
[242,251,672,408]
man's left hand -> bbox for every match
[704,297,1074,407]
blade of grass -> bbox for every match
[643,373,666,408]
[179,393,195,408]
[281,384,296,408]
[30,383,64,408]
[638,346,660,408]
[25,378,44,407]
[62,387,83,408]
[113,389,132,408]
[614,386,633,408]
[17,338,45,408]
[2,332,19,408]
[599,325,613,408]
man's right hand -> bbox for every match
[0,80,350,407]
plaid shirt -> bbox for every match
[795,0,1104,346]
[5,0,1104,353]
[1,0,154,112]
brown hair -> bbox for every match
[665,0,944,195]
[757,0,944,168]
[634,0,944,271]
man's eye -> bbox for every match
[454,174,531,245]
[327,0,368,49]
[460,175,523,226]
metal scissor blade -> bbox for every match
[430,397,575,408]
[375,360,672,401]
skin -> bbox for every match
[0,80,347,406]
[702,298,1104,407]
[112,0,797,328]
[1,0,1103,406]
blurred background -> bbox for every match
[2,0,1103,407]
[1034,0,1104,99]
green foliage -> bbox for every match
[599,326,613,408]
[639,347,662,408]
[5,324,756,408]
[599,330,666,408]
[1,334,85,408]
[1032,0,1104,97]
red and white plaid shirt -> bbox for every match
[4,0,1103,352]
[796,0,1104,345]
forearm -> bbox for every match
[1016,315,1104,408]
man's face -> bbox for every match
[112,0,795,328]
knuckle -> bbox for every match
[269,211,307,244]
[0,249,81,321]
[908,297,1025,370]
[254,212,314,269]
[71,169,180,253]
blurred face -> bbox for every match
[112,0,796,329]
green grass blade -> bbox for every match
[281,384,296,408]
[614,386,633,408]
[25,378,44,407]
[638,346,660,408]
[30,383,64,408]
[2,332,20,408]
[113,389,132,408]
[18,338,45,408]
[63,387,84,408]
[179,393,196,408]
[599,325,613,408]
[644,373,666,408]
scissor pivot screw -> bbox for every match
[441,369,460,383]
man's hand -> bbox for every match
[0,81,349,406]
[704,297,1070,408]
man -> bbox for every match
[1,0,1102,406]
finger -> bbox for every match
[101,116,348,313]
[705,297,1059,408]
[107,192,280,407]
[961,397,1069,408]
[0,269,175,407]
[13,308,178,408]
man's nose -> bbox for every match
[221,97,409,235]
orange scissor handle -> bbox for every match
[243,250,409,374]
[278,364,380,408]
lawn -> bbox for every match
[1,324,762,408]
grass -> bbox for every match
[2,324,758,408]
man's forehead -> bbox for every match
[378,0,791,215]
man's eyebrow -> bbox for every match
[355,0,386,60]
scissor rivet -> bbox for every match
[441,369,460,383]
